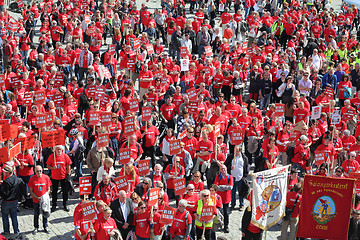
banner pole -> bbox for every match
[264,229,267,240]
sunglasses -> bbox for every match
[194,176,200,178]
[140,207,146,209]
[143,182,149,185]
[36,170,42,173]
[187,189,194,191]
[320,168,326,170]
[203,195,209,197]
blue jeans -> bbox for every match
[34,202,49,229]
[231,179,244,207]
[1,200,19,234]
[260,93,271,110]
[74,156,83,182]
[198,44,206,58]
[110,137,119,161]
[21,50,28,65]
[19,175,32,195]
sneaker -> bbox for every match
[230,205,235,211]
[224,227,229,233]
[33,229,38,234]
[239,205,244,211]
[2,232,10,236]
[64,205,70,212]
[44,228,49,234]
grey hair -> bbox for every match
[200,189,210,198]
[178,199,188,207]
[102,172,110,178]
[345,99,351,104]
[55,145,64,151]
[350,151,357,157]
[143,177,152,188]
[154,164,163,171]
[299,135,308,142]
[344,130,351,136]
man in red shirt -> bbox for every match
[94,173,119,206]
[293,102,310,124]
[160,95,176,130]
[209,107,227,134]
[280,183,302,240]
[28,165,52,233]
[120,134,143,162]
[50,21,63,49]
[182,127,198,159]
[141,120,160,167]
[47,145,72,212]
[195,130,214,178]
[169,199,192,238]
[214,165,234,233]
[139,64,154,100]
[316,135,336,173]
[323,24,337,43]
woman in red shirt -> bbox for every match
[262,137,279,169]
[17,149,35,189]
[337,74,352,107]
[93,208,117,240]
[292,135,309,176]
[132,201,152,240]
[189,171,205,195]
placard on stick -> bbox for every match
[129,99,139,113]
[160,205,176,225]
[81,202,97,221]
[0,147,9,163]
[9,142,21,159]
[314,151,325,166]
[138,159,150,176]
[101,112,112,127]
[274,103,284,117]
[148,188,160,206]
[200,205,214,222]
[114,176,129,192]
[119,148,131,165]
[142,107,152,122]
[231,129,244,145]
[174,178,186,196]
[169,139,181,156]
[97,133,109,148]
[79,176,92,195]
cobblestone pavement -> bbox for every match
[2,0,343,239]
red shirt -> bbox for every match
[120,142,144,160]
[164,164,185,189]
[341,159,359,175]
[182,136,198,159]
[93,217,117,240]
[160,103,176,121]
[17,153,34,176]
[293,108,310,124]
[286,191,302,218]
[47,153,72,180]
[170,210,192,236]
[133,211,151,238]
[28,174,52,203]
[94,182,119,205]
[188,180,205,195]
[214,174,234,204]
[141,125,160,147]
[196,140,214,161]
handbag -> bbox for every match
[283,194,299,221]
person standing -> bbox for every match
[47,145,72,212]
[94,173,119,206]
[225,145,249,211]
[0,165,22,237]
[214,165,234,233]
[110,190,135,240]
[169,199,192,239]
[28,165,52,233]
[78,43,93,81]
[280,183,302,240]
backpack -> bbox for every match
[79,88,90,109]
[218,174,230,183]
[344,86,352,99]
[100,52,106,65]
[15,177,27,202]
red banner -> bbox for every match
[101,112,112,127]
[97,133,109,148]
[114,176,129,192]
[174,178,186,196]
[88,111,100,126]
[54,73,64,88]
[0,147,9,163]
[349,172,360,194]
[41,130,65,148]
[119,148,131,165]
[109,45,116,55]
[129,99,139,113]
[81,202,97,221]
[204,46,212,57]
[133,38,140,49]
[53,93,64,107]
[180,47,188,58]
[160,205,176,225]
[274,103,285,117]
[33,91,45,105]
[23,92,33,107]
[148,188,160,206]
[138,159,150,176]
[297,175,354,240]
[186,88,197,102]
[9,142,21,159]
[169,139,181,156]
[142,107,152,122]
[36,114,47,128]
[79,176,92,195]
[314,151,325,166]
[231,129,244,145]
[123,123,135,137]
[200,205,214,222]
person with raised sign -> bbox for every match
[316,134,336,175]
[120,134,143,164]
[47,145,72,212]
[141,120,160,168]
[148,164,167,190]
[94,173,119,206]
[122,164,140,193]
[28,165,52,234]
[110,190,135,240]
[195,130,214,181]
[193,189,217,240]
[341,151,360,178]
[164,156,185,201]
[169,199,192,240]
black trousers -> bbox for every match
[156,24,167,45]
[143,145,156,168]
[242,230,262,240]
[51,178,69,207]
[223,203,230,228]
[196,227,211,240]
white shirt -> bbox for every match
[231,155,244,181]
[119,200,128,222]
[298,78,313,96]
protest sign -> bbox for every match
[0,147,9,163]
[201,205,214,222]
[138,159,150,176]
[33,91,45,105]
[148,188,160,206]
[160,205,176,225]
[88,111,100,126]
[118,148,131,165]
[114,176,129,192]
[79,176,92,195]
[81,202,97,221]
[9,142,21,159]
[97,133,109,148]
[311,106,322,120]
[129,99,139,113]
[100,112,112,127]
[174,178,186,196]
[169,139,181,156]
[142,107,152,122]
[274,104,284,117]
[231,129,245,145]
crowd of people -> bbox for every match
[1,0,360,239]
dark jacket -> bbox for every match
[249,72,262,94]
[224,153,249,178]
[110,198,135,230]
[260,78,273,97]
[348,217,360,240]
[134,183,150,199]
[241,205,263,235]
[0,174,19,201]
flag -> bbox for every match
[297,175,355,240]
[251,166,289,229]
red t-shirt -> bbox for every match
[28,174,52,203]
[196,140,214,161]
[170,210,192,236]
[141,125,160,147]
[133,211,151,238]
[214,174,234,204]
[93,217,117,239]
[286,191,302,218]
[47,153,72,180]
[17,153,34,176]
[164,164,185,189]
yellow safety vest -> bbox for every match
[195,199,215,228]
[338,48,348,58]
